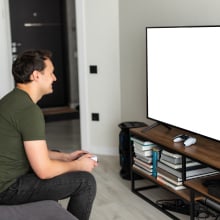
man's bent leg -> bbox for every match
[66,172,96,220]
[0,171,96,220]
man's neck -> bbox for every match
[16,83,41,103]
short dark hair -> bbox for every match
[12,49,52,83]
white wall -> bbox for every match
[119,0,220,125]
[0,0,13,98]
[76,0,121,155]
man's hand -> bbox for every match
[68,150,89,161]
[75,153,98,172]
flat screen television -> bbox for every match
[146,26,220,141]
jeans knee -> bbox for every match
[84,172,96,194]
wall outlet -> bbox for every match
[92,113,99,121]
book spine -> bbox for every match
[157,161,182,178]
[157,173,183,186]
[133,164,152,176]
[152,147,160,177]
[157,176,186,190]
[160,153,182,164]
[130,137,154,146]
[134,149,152,157]
[186,167,219,177]
[133,142,155,150]
[134,157,152,168]
[160,159,201,169]
[135,154,152,163]
[157,167,183,182]
[161,150,182,159]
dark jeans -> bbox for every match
[0,171,96,220]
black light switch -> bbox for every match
[92,113,99,121]
[89,65,98,74]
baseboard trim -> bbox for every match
[82,145,118,156]
[42,106,79,122]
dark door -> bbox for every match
[9,0,68,108]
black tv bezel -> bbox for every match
[145,25,220,141]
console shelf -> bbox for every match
[130,125,220,220]
[184,174,220,203]
[132,165,199,202]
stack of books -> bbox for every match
[157,150,219,190]
[131,137,157,176]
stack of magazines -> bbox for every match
[157,150,219,190]
[131,137,158,176]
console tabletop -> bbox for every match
[130,125,220,170]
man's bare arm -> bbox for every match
[24,140,97,179]
[48,149,88,162]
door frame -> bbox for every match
[75,0,90,150]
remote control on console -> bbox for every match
[184,137,197,147]
[173,134,189,143]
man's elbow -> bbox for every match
[37,172,52,180]
[34,168,54,179]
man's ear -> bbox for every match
[30,70,40,81]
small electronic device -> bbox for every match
[184,137,197,147]
[91,155,98,162]
[173,134,189,143]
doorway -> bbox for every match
[9,0,79,111]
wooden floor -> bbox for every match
[59,154,189,220]
[88,155,172,220]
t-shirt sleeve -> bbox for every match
[16,105,46,141]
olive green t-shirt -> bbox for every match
[0,88,46,193]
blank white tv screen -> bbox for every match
[146,26,220,141]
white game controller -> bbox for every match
[173,134,189,143]
[91,155,98,162]
[184,137,197,147]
